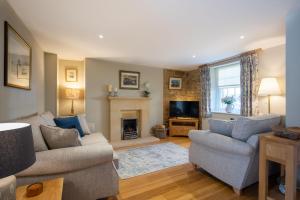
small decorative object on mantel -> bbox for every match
[119,70,140,90]
[107,84,113,96]
[169,77,182,90]
[26,182,43,197]
[142,82,151,97]
[114,87,118,96]
[272,126,300,140]
[221,96,236,113]
[4,21,32,90]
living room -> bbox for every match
[0,0,300,200]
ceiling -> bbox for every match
[7,0,299,69]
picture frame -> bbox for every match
[119,70,140,90]
[4,21,32,90]
[169,77,182,90]
[65,68,78,82]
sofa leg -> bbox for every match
[233,188,242,195]
[192,163,198,169]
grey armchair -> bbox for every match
[189,115,281,194]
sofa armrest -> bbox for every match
[17,143,113,177]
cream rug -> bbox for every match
[116,142,189,179]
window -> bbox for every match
[210,61,241,114]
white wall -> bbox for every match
[85,58,163,139]
[286,9,300,127]
[44,52,58,116]
[202,45,286,129]
[0,0,44,121]
[258,45,286,115]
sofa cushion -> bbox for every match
[54,116,84,137]
[16,114,48,152]
[81,133,108,146]
[232,114,281,141]
[39,111,56,126]
[40,125,82,149]
[208,119,235,137]
[189,131,254,156]
[77,114,91,135]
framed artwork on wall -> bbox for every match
[119,70,140,90]
[4,21,31,90]
[65,68,78,82]
[169,77,182,90]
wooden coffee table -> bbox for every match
[17,178,64,200]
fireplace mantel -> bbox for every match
[108,96,151,101]
[108,96,151,142]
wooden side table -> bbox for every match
[169,118,199,136]
[17,178,64,200]
[259,134,300,200]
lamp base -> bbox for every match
[0,175,16,200]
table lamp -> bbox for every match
[258,77,281,114]
[0,123,36,200]
[65,88,80,115]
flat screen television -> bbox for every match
[169,101,199,118]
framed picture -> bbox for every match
[169,77,182,90]
[65,68,78,82]
[119,70,140,90]
[4,21,31,90]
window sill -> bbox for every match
[211,112,241,116]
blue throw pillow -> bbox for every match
[54,116,84,137]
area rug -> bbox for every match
[116,142,189,179]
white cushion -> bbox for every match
[77,114,91,135]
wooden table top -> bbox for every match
[16,178,64,200]
[261,133,300,146]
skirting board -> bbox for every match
[111,136,160,149]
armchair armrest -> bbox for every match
[17,143,113,177]
[246,132,273,149]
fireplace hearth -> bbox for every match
[121,118,139,140]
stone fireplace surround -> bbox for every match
[108,96,158,146]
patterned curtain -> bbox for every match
[240,53,259,116]
[199,65,212,118]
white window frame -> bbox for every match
[210,61,241,115]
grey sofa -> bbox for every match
[14,112,119,200]
[189,114,281,194]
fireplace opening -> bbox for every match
[121,118,138,140]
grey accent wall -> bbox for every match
[85,58,163,138]
[286,9,300,126]
[0,0,44,121]
[44,52,58,116]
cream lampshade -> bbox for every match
[258,77,281,114]
[65,88,80,115]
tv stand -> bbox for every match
[169,118,199,136]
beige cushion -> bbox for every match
[77,114,91,135]
[40,125,82,149]
[81,133,108,146]
[39,111,56,126]
[16,115,48,152]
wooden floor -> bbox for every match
[112,137,263,200]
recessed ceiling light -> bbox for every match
[192,55,196,58]
[98,34,104,39]
[240,35,245,39]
